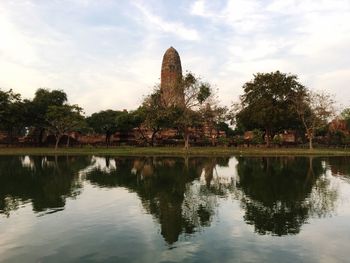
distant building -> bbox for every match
[160,47,184,107]
[329,118,349,134]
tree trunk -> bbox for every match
[66,135,70,148]
[150,128,160,147]
[184,128,190,150]
[150,131,156,147]
[106,133,111,148]
[55,135,61,150]
[304,157,314,187]
[265,129,270,148]
[309,136,313,149]
[137,127,148,145]
[39,128,44,145]
[308,129,313,149]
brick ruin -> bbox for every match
[160,46,184,107]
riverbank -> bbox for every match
[0,146,350,156]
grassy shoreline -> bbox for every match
[0,146,349,156]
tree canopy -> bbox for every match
[46,104,85,149]
[86,110,124,146]
[234,71,307,146]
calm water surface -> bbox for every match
[0,155,350,262]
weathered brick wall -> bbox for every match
[160,47,184,107]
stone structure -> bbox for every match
[160,47,184,107]
[329,118,349,135]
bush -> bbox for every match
[272,135,282,146]
[234,136,244,146]
[251,129,264,145]
[329,131,345,145]
[217,136,229,146]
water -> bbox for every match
[0,155,349,262]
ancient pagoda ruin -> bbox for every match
[160,47,184,107]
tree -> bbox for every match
[115,110,139,132]
[294,90,335,149]
[141,88,177,146]
[174,72,213,149]
[200,103,228,145]
[86,110,123,146]
[115,108,150,145]
[0,89,27,144]
[234,71,306,147]
[28,88,67,144]
[0,89,20,120]
[340,108,350,129]
[46,105,84,149]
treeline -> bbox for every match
[0,72,226,149]
[0,71,349,149]
[232,71,350,148]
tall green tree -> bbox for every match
[141,88,176,146]
[234,71,306,147]
[174,73,213,149]
[86,110,123,146]
[46,104,85,149]
[0,89,27,143]
[340,108,350,129]
[28,88,67,144]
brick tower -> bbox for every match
[160,47,184,107]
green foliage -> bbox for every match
[86,110,124,145]
[30,88,67,128]
[142,88,176,132]
[217,122,235,137]
[116,110,143,132]
[235,136,245,145]
[328,131,345,146]
[251,129,264,145]
[294,90,335,149]
[235,71,306,145]
[272,135,283,146]
[46,104,85,148]
[217,136,229,146]
[343,135,350,146]
[177,72,214,149]
[0,89,27,140]
[341,108,350,120]
[340,108,350,129]
[197,83,211,103]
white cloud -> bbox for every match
[188,0,350,105]
[133,1,200,41]
[0,0,349,114]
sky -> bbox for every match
[0,0,349,115]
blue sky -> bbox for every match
[0,0,349,114]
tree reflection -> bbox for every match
[328,157,350,178]
[235,157,338,236]
[0,155,91,217]
[84,156,232,244]
[1,154,341,242]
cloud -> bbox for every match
[0,0,349,114]
[188,0,350,106]
[133,1,200,41]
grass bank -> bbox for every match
[0,146,350,156]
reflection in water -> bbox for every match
[328,156,350,179]
[0,155,91,216]
[235,157,338,236]
[81,156,341,242]
[84,156,232,244]
[0,155,347,244]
